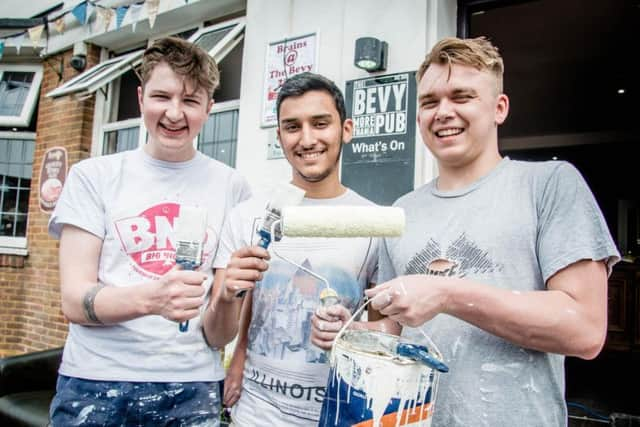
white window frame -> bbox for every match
[0,131,36,255]
[46,50,144,99]
[100,118,144,155]
[188,17,246,64]
[0,65,43,127]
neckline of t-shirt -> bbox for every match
[430,157,511,198]
[302,189,354,205]
[135,147,204,169]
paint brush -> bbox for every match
[174,206,208,332]
[235,183,306,297]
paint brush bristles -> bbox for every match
[174,206,207,270]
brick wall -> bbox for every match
[0,45,101,357]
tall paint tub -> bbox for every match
[318,330,443,427]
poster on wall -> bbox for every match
[261,32,318,129]
[39,147,67,213]
[341,71,416,206]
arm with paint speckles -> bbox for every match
[59,224,207,325]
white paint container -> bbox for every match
[318,329,441,427]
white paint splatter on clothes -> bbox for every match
[521,375,540,393]
[106,389,120,398]
[71,405,95,426]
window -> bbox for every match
[46,50,143,99]
[0,65,43,127]
[102,119,141,155]
[189,18,245,64]
[198,101,239,167]
[0,132,35,254]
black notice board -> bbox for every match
[341,72,416,206]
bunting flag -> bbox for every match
[147,0,160,29]
[15,33,25,55]
[116,6,128,29]
[97,7,114,32]
[71,1,88,25]
[54,17,66,34]
[129,3,143,32]
[0,41,4,61]
[28,24,45,48]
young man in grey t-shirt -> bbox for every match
[312,37,619,427]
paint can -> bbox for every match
[318,329,441,427]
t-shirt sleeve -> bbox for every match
[366,237,380,286]
[537,162,620,283]
[212,206,248,270]
[377,236,398,285]
[231,172,252,206]
[48,163,105,240]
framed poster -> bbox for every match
[261,33,318,128]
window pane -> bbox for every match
[1,187,18,212]
[115,70,141,121]
[0,136,34,238]
[0,71,34,116]
[0,213,17,237]
[215,38,243,103]
[103,127,139,155]
[198,109,238,167]
[193,26,233,52]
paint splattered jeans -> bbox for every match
[49,375,221,427]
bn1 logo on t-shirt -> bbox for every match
[114,202,211,277]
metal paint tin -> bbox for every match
[318,330,441,427]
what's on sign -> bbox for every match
[342,72,416,206]
[352,76,408,138]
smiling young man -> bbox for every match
[48,37,250,426]
[353,37,619,426]
[203,73,378,426]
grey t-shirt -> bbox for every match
[379,158,619,427]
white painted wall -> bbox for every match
[236,0,457,195]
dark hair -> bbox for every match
[140,37,219,98]
[276,72,347,123]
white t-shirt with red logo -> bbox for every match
[49,148,251,382]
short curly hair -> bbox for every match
[140,37,219,98]
[417,36,504,93]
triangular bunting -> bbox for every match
[98,7,114,32]
[54,17,66,34]
[72,1,87,25]
[28,24,44,48]
[116,6,128,29]
[129,3,143,32]
[147,0,160,29]
[14,33,25,55]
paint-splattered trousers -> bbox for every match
[49,375,221,427]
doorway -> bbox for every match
[459,0,640,423]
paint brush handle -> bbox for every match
[235,236,270,298]
[177,259,196,332]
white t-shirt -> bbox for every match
[214,189,378,426]
[48,148,251,382]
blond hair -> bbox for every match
[140,37,219,98]
[417,36,504,93]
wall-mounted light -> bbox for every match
[354,37,387,72]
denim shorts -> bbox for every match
[49,375,221,427]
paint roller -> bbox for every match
[276,205,405,306]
